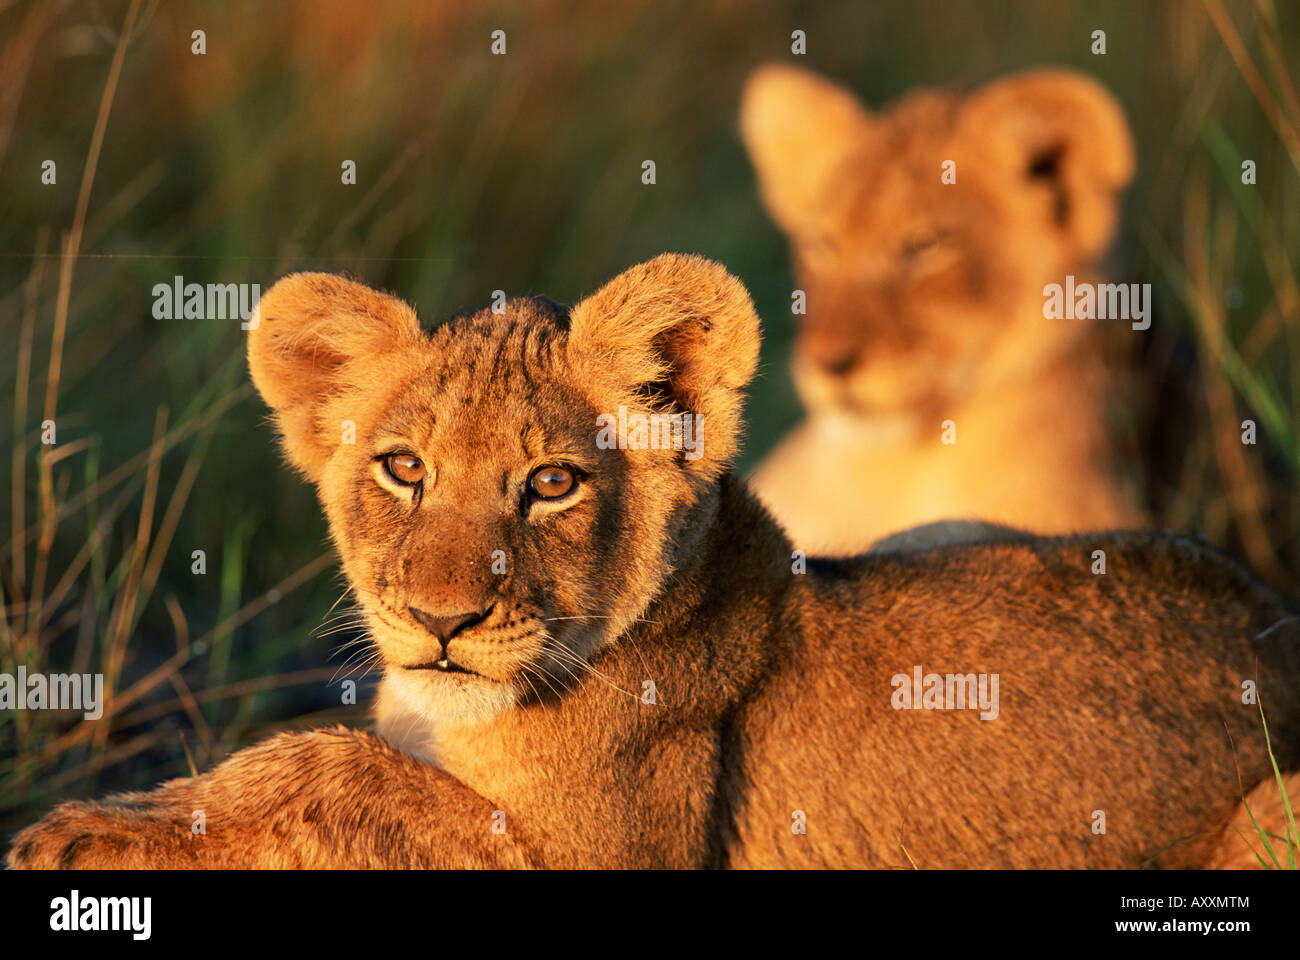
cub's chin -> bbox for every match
[375,668,520,759]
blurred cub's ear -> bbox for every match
[247,273,425,482]
[740,63,872,242]
[568,254,760,478]
[960,69,1135,260]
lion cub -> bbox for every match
[9,257,1297,869]
[742,65,1142,555]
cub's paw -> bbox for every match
[7,795,193,869]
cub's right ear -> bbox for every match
[247,273,424,482]
[740,63,871,241]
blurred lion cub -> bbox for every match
[742,65,1142,554]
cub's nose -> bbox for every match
[408,605,492,645]
[801,333,860,378]
[815,346,860,377]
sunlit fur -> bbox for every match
[246,259,758,743]
[8,258,1298,870]
[743,65,1143,554]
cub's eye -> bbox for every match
[902,227,957,263]
[901,232,940,260]
[529,465,576,500]
[383,453,426,486]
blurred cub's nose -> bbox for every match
[802,335,860,377]
[408,606,491,645]
[815,345,860,377]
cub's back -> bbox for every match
[725,533,1299,868]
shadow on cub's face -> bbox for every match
[246,257,760,728]
[742,65,1135,421]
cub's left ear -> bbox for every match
[568,254,761,477]
[960,69,1135,260]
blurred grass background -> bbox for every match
[0,0,1297,846]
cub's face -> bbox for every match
[742,66,1134,419]
[320,301,628,724]
[247,257,759,727]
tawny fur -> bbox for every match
[9,258,1297,869]
[1207,772,1300,868]
[743,65,1144,555]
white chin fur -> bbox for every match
[374,669,517,764]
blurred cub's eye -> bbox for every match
[529,465,575,500]
[901,232,940,260]
[901,228,955,264]
[383,453,425,486]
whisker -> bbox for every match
[330,644,383,684]
[542,614,661,626]
[540,632,637,700]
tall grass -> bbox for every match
[0,0,1296,859]
[1233,700,1299,868]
